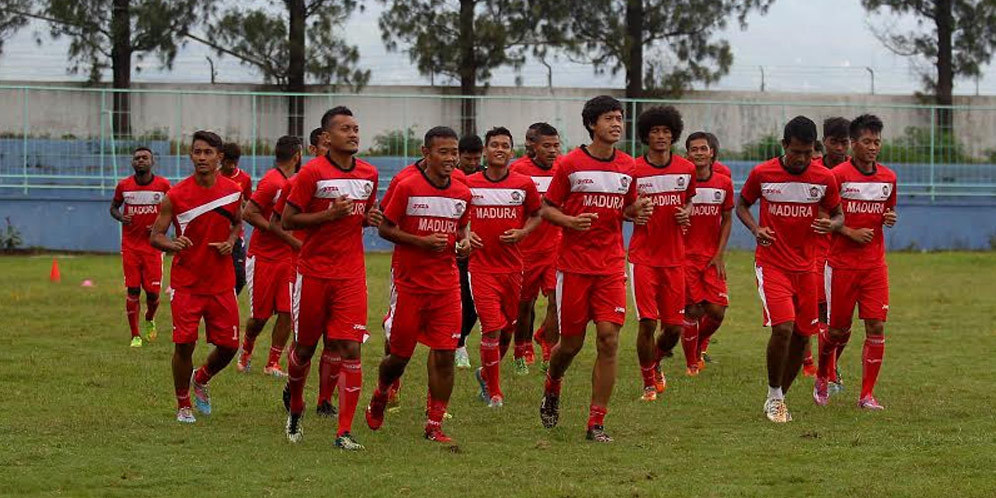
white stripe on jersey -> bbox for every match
[840,182,892,201]
[531,176,553,193]
[175,192,242,235]
[760,182,827,204]
[470,188,526,206]
[691,187,727,205]
[406,195,468,219]
[315,179,375,200]
[568,170,633,195]
[636,174,692,194]
[123,190,165,205]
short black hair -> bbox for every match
[637,105,684,145]
[705,132,721,160]
[814,141,825,153]
[192,130,223,151]
[484,127,514,148]
[581,95,623,139]
[321,106,354,130]
[133,146,153,156]
[459,134,483,153]
[823,117,850,141]
[532,122,559,138]
[685,131,711,151]
[274,135,302,162]
[309,127,324,147]
[849,114,884,141]
[423,126,459,148]
[525,122,545,143]
[221,142,241,162]
[782,116,818,145]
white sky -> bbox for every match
[1,0,993,95]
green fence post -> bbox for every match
[251,94,258,176]
[402,96,409,166]
[929,106,936,202]
[630,100,638,157]
[100,90,106,191]
[21,87,28,194]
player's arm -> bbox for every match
[499,212,542,244]
[708,209,733,279]
[541,200,597,231]
[377,219,448,252]
[208,204,243,256]
[675,198,693,226]
[243,200,270,231]
[736,195,775,246]
[269,213,302,251]
[282,197,352,230]
[109,198,133,225]
[149,196,191,252]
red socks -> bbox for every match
[241,335,257,358]
[266,346,284,368]
[697,315,722,356]
[318,349,341,404]
[426,397,448,431]
[587,404,607,429]
[194,364,218,385]
[144,295,159,321]
[544,372,562,396]
[126,295,140,337]
[176,387,191,409]
[337,359,362,437]
[861,336,885,399]
[480,335,502,398]
[287,349,311,414]
[681,320,700,369]
[639,362,656,389]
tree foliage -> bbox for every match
[0,0,30,56]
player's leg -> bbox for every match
[586,272,627,442]
[421,288,460,442]
[780,271,820,397]
[540,289,559,357]
[697,303,726,365]
[317,335,341,415]
[324,276,368,448]
[122,250,142,346]
[241,255,272,372]
[141,252,162,341]
[240,316,269,372]
[191,291,241,416]
[170,290,202,421]
[366,289,420,431]
[172,343,196,422]
[455,258,476,369]
[381,274,403,402]
[756,265,795,423]
[332,339,364,448]
[232,237,247,295]
[684,302,704,367]
[264,312,291,376]
[817,264,857,405]
[857,266,889,409]
[469,271,504,403]
[541,272,589,429]
[283,275,329,441]
[631,263,663,400]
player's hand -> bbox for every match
[499,228,527,244]
[883,209,897,227]
[365,206,384,227]
[167,235,193,252]
[455,238,472,258]
[754,226,776,246]
[569,212,598,231]
[327,196,354,221]
[674,204,691,226]
[847,227,875,244]
[120,213,133,225]
[631,196,654,225]
[811,218,835,235]
[707,255,727,280]
[421,233,449,252]
[208,240,234,255]
[468,231,485,249]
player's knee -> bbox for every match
[706,305,725,322]
[771,323,793,339]
[595,332,618,356]
[828,327,850,343]
[557,336,584,357]
[637,319,657,337]
[145,291,159,300]
[685,304,704,320]
[865,320,885,336]
[338,341,361,360]
[127,287,141,296]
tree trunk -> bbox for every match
[458,0,476,137]
[286,0,307,137]
[934,0,954,133]
[110,0,131,138]
[624,0,644,99]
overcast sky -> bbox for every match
[1,0,993,95]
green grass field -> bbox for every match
[1,251,994,497]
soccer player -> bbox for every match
[704,132,733,178]
[628,106,698,397]
[150,130,243,424]
[110,147,171,348]
[237,136,303,378]
[220,142,253,295]
[280,107,381,450]
[736,116,843,423]
[814,114,897,410]
[683,131,735,361]
[539,96,652,442]
[366,126,472,444]
[466,127,542,407]
[455,134,484,369]
[511,122,563,372]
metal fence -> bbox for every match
[1,85,995,199]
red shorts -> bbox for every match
[629,263,685,325]
[170,289,240,348]
[470,271,522,333]
[826,265,889,330]
[684,259,729,307]
[521,259,556,302]
[556,271,627,338]
[122,249,163,293]
[292,274,368,347]
[246,255,293,320]
[754,265,819,336]
[389,287,462,357]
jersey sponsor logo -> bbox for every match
[691,204,720,216]
[568,170,633,194]
[175,192,242,235]
[531,176,553,193]
[636,174,691,195]
[691,187,727,205]
[417,218,458,233]
[767,203,814,218]
[760,182,827,203]
[126,204,160,216]
[648,193,684,207]
[582,194,624,209]
[315,179,375,200]
[474,206,519,219]
[845,200,886,214]
[406,196,467,219]
[470,188,526,206]
[123,190,164,205]
[840,181,892,201]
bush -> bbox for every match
[1,217,23,252]
[366,127,421,157]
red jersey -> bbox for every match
[511,157,562,258]
[810,157,841,269]
[466,170,542,274]
[113,175,171,254]
[222,168,253,237]
[285,156,378,280]
[713,161,732,177]
[382,170,472,293]
[685,170,735,261]
[380,161,468,210]
[628,154,697,267]
[167,175,242,293]
[740,158,841,272]
[544,146,637,275]
[272,175,305,267]
[247,167,293,262]
[829,160,897,270]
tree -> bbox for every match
[377,0,568,135]
[862,0,996,130]
[563,0,773,98]
[0,1,30,56]
[195,0,369,137]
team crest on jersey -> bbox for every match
[677,176,686,187]
[153,193,163,203]
[809,186,820,199]
[454,200,467,216]
[882,185,890,196]
[620,177,631,190]
[511,191,522,202]
[364,183,373,196]
[714,190,722,200]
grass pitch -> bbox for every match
[1,251,994,497]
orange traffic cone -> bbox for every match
[50,258,61,283]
